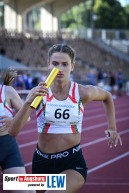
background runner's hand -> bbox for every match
[105,130,122,148]
[0,116,13,132]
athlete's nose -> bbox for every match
[58,65,64,72]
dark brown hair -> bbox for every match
[48,44,76,63]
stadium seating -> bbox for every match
[0,28,129,84]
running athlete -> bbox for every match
[0,69,35,193]
[9,44,122,193]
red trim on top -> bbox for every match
[47,93,54,102]
[48,95,54,102]
[36,104,46,118]
[0,84,4,102]
[4,105,13,114]
[68,82,77,103]
[36,108,43,118]
[68,94,77,103]
[80,106,84,114]
[71,125,76,134]
[44,123,50,133]
[72,82,76,99]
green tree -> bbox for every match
[60,1,92,29]
[93,0,128,29]
[60,0,128,30]
[124,4,129,28]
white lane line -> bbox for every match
[19,128,36,135]
[85,182,129,186]
[19,141,37,148]
[83,116,129,132]
[25,162,32,167]
[88,151,129,174]
[83,108,129,121]
[81,129,129,147]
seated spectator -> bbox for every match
[116,69,124,96]
[109,71,117,99]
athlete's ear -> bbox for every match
[71,63,75,71]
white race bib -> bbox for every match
[45,101,79,125]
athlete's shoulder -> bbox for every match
[78,84,96,104]
[4,86,20,100]
[4,85,16,92]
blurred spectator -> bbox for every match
[23,71,33,90]
[40,70,47,82]
[126,81,129,96]
[86,68,97,86]
[97,68,103,83]
[14,70,25,90]
[32,76,39,87]
[116,69,124,96]
[103,70,109,85]
[109,71,117,99]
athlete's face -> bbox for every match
[48,52,74,81]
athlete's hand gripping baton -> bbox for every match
[30,67,59,109]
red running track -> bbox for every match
[0,95,129,193]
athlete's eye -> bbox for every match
[63,63,68,67]
[52,61,58,66]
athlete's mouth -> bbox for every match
[57,73,64,77]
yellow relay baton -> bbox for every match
[30,67,59,109]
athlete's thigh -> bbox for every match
[3,166,26,174]
[46,169,85,193]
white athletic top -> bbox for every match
[36,82,84,134]
[0,84,13,118]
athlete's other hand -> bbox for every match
[105,130,122,148]
[0,116,13,132]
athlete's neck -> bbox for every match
[51,80,71,93]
